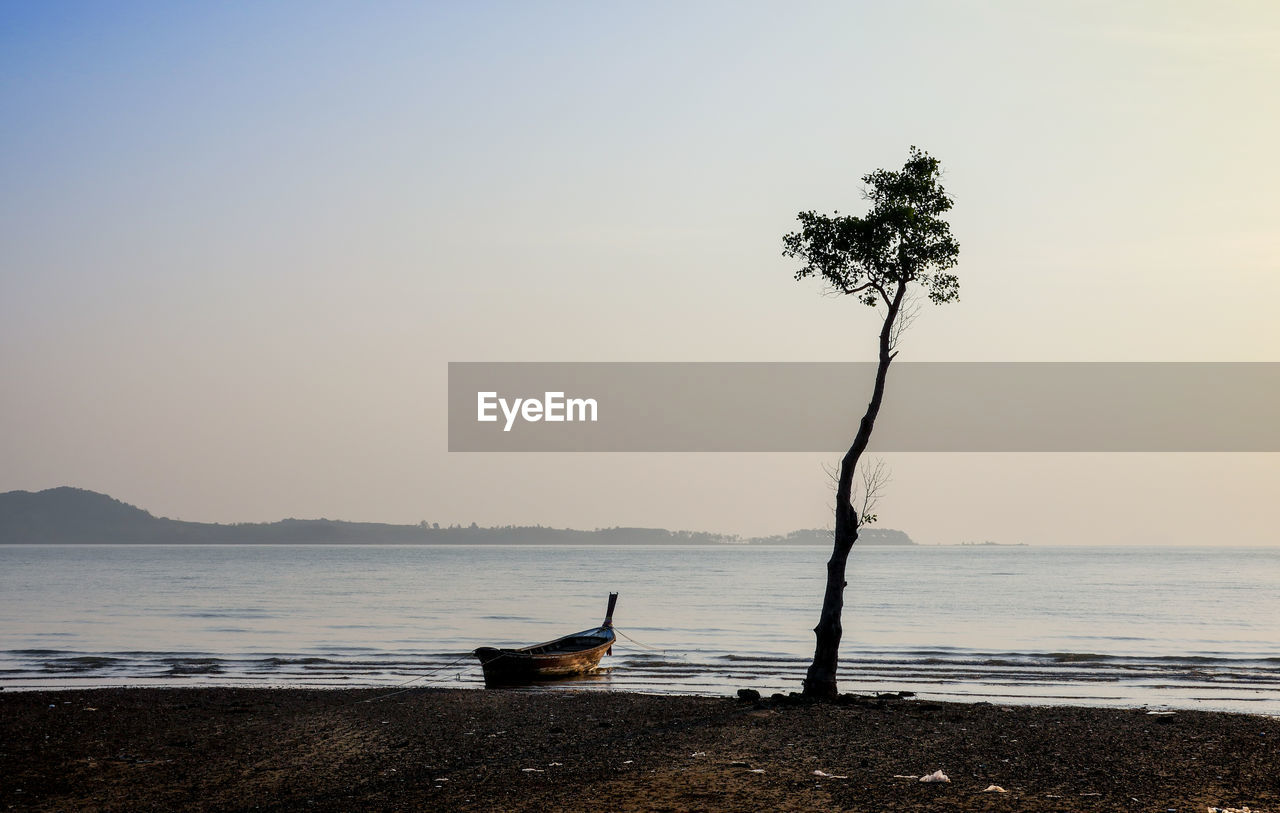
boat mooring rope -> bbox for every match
[611,627,669,654]
[357,652,475,703]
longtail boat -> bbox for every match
[474,593,617,685]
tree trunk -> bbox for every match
[801,503,858,697]
[802,280,906,698]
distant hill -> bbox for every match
[0,487,916,546]
[749,527,915,546]
[0,487,172,543]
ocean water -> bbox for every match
[1,544,1277,714]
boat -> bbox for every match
[473,593,618,685]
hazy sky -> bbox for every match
[2,2,1277,544]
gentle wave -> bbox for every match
[6,646,1279,711]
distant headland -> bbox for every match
[0,487,917,546]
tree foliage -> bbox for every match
[782,146,960,309]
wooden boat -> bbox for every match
[474,593,617,685]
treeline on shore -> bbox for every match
[0,487,916,546]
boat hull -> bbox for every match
[474,626,615,685]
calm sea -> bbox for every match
[1,544,1277,714]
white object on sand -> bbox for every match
[813,770,849,779]
[920,770,951,783]
[982,784,1007,793]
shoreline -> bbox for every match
[3,687,1278,811]
[3,679,1278,719]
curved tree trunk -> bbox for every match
[802,281,905,697]
[802,502,859,696]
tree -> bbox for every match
[782,146,960,697]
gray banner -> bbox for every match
[448,363,1280,452]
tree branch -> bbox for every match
[839,281,876,296]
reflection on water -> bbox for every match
[1,544,1278,714]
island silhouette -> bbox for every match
[0,487,916,546]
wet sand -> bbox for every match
[2,687,1278,811]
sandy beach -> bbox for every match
[3,687,1278,811]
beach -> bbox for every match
[3,687,1277,812]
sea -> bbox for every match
[1,544,1277,715]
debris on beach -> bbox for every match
[813,770,848,779]
[748,769,765,774]
[521,768,544,773]
[690,751,706,758]
[982,784,1008,793]
[919,769,951,783]
[1208,807,1255,813]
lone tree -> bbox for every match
[782,146,960,697]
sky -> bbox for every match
[2,1,1277,545]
